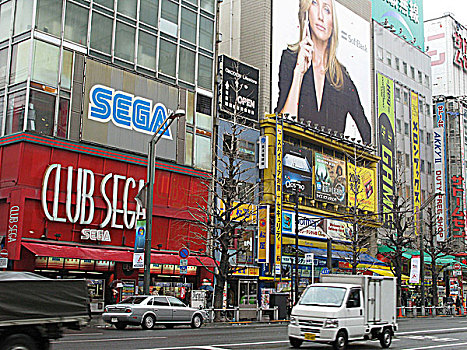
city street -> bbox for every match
[53,317,467,350]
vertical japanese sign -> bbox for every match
[451,176,465,238]
[377,73,395,228]
[275,117,283,277]
[434,101,447,241]
[411,92,421,236]
[347,163,377,212]
[133,220,146,268]
[257,205,270,264]
[409,256,421,284]
[459,104,467,237]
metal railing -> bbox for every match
[203,306,280,323]
[397,305,464,317]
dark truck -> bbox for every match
[0,272,90,350]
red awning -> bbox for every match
[22,242,216,267]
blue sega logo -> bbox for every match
[88,85,173,139]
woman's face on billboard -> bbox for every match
[307,0,333,43]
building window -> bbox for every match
[57,97,69,138]
[419,129,424,143]
[0,48,7,89]
[28,90,56,136]
[181,7,197,44]
[417,71,422,84]
[14,0,33,35]
[194,133,212,170]
[377,46,383,61]
[10,40,31,85]
[61,49,73,90]
[386,51,392,66]
[396,119,401,133]
[32,40,60,87]
[427,161,432,174]
[0,95,4,135]
[90,12,113,55]
[404,153,410,167]
[115,21,136,62]
[179,46,195,84]
[198,54,212,90]
[404,122,409,135]
[5,90,26,135]
[410,66,415,79]
[395,87,401,101]
[403,91,409,105]
[117,1,136,18]
[185,130,193,166]
[425,74,430,87]
[421,159,425,173]
[160,0,178,37]
[95,0,114,9]
[137,30,157,70]
[223,134,255,162]
[158,38,177,77]
[36,0,62,37]
[427,132,432,144]
[186,91,194,125]
[199,16,214,51]
[395,57,400,70]
[196,94,212,131]
[0,1,13,42]
[200,0,215,13]
[402,61,407,75]
[64,1,88,46]
[140,0,159,28]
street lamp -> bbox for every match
[143,109,185,295]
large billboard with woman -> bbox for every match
[272,0,372,144]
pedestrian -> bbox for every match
[456,296,461,315]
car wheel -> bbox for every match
[142,314,156,330]
[191,314,203,329]
[115,322,127,330]
[379,328,392,348]
[165,324,174,329]
[1,334,38,350]
[333,330,348,350]
[289,336,303,348]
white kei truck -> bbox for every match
[288,274,397,350]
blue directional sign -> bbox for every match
[321,267,330,275]
[179,248,190,259]
[180,265,188,274]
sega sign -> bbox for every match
[88,84,173,139]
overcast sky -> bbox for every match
[423,0,467,25]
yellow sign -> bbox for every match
[232,267,260,276]
[257,205,270,263]
[347,163,377,212]
[411,92,421,235]
[275,120,283,276]
[218,200,257,223]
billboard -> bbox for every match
[377,73,395,228]
[83,59,180,159]
[411,92,421,236]
[372,0,424,51]
[218,55,259,121]
[275,119,283,276]
[272,0,372,144]
[314,152,346,205]
[283,143,313,197]
[347,163,377,212]
[451,176,465,238]
[434,101,447,242]
[257,205,270,264]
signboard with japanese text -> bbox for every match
[314,153,346,205]
[451,175,465,238]
[134,220,146,254]
[275,119,283,276]
[433,126,447,242]
[411,92,421,236]
[409,256,421,284]
[217,200,257,224]
[283,143,313,198]
[346,163,377,212]
[257,205,270,264]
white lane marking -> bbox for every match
[63,333,104,337]
[53,336,166,344]
[404,335,459,342]
[140,340,289,350]
[402,342,467,350]
[198,347,230,350]
[398,326,467,335]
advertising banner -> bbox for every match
[275,118,283,276]
[451,175,465,238]
[409,256,421,284]
[433,127,447,242]
[257,205,270,264]
[218,200,257,224]
[283,143,312,197]
[314,153,346,205]
[134,220,146,253]
[346,163,377,212]
[411,92,421,236]
[272,0,372,144]
[372,0,424,52]
[377,73,395,228]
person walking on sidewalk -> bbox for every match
[456,296,461,315]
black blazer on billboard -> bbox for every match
[275,49,371,144]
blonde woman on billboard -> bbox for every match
[275,0,371,144]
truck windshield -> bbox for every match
[119,296,146,304]
[299,286,346,307]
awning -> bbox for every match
[22,242,216,267]
[299,246,386,266]
[369,268,409,281]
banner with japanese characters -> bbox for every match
[411,92,421,236]
[257,205,270,264]
[451,175,465,238]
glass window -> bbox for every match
[410,66,415,79]
[0,48,7,89]
[376,46,383,61]
[347,289,361,308]
[10,40,31,85]
[404,122,409,135]
[425,74,430,86]
[140,0,159,27]
[395,57,400,70]
[14,0,33,35]
[160,0,178,37]
[186,91,194,124]
[61,49,73,90]
[181,7,196,44]
[90,12,113,54]
[421,159,425,173]
[185,131,193,166]
[194,133,211,170]
[396,119,401,133]
[418,71,422,83]
[64,1,88,45]
[32,40,60,87]
[198,54,212,90]
[386,51,391,66]
[158,39,176,77]
[196,111,211,130]
[57,97,69,137]
[153,296,170,306]
[199,16,213,51]
[36,0,62,37]
[395,87,400,101]
[137,30,156,70]
[94,0,114,9]
[115,21,135,62]
[168,297,185,307]
[300,286,346,307]
[419,129,424,142]
[117,0,136,18]
[402,61,407,75]
[5,90,26,134]
[179,47,195,84]
[200,0,214,13]
[428,161,432,174]
[28,90,56,136]
[0,1,13,42]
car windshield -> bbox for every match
[299,286,346,307]
[119,296,147,304]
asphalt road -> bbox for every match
[52,317,467,350]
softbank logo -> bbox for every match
[88,84,173,139]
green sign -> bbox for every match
[372,0,424,51]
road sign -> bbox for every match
[180,265,187,274]
[180,259,188,266]
[0,258,7,268]
[133,253,144,269]
[179,248,190,259]
[0,249,8,258]
[453,262,461,270]
[321,267,330,275]
[305,253,314,265]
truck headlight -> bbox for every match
[323,319,339,328]
[289,316,299,326]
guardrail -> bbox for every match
[397,305,464,317]
[203,306,280,323]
